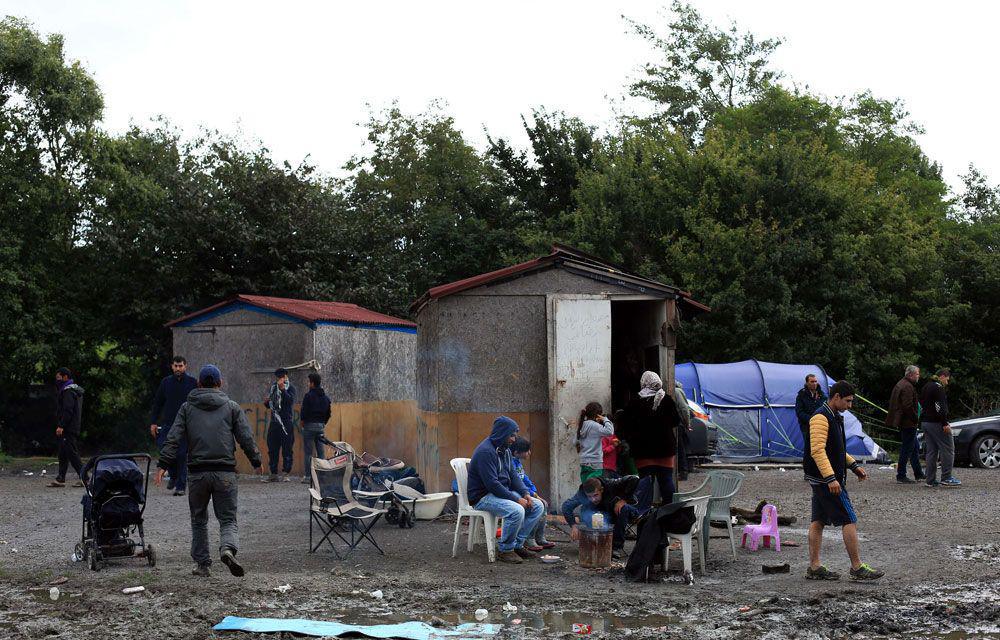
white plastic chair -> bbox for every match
[664,495,710,580]
[450,457,499,563]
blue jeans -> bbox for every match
[475,494,545,552]
[157,427,188,491]
[897,427,924,480]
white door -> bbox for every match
[547,295,612,506]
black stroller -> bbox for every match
[76,454,155,571]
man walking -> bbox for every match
[47,367,84,488]
[795,374,826,435]
[920,368,960,487]
[466,416,545,564]
[264,368,296,482]
[149,356,198,496]
[156,365,263,577]
[299,372,332,483]
[804,380,883,581]
[887,365,924,484]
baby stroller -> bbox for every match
[76,453,155,571]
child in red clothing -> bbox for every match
[601,435,620,478]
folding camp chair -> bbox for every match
[308,452,387,559]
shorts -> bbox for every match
[810,483,857,527]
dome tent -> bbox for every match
[676,360,884,462]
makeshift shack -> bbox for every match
[167,295,417,475]
[412,245,708,503]
[675,360,885,462]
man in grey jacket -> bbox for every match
[156,365,263,577]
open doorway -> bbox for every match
[610,300,667,414]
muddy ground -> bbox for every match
[2,463,1000,639]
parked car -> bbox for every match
[917,413,1000,469]
[686,399,718,459]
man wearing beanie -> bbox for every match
[156,364,263,577]
[466,416,545,563]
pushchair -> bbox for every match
[76,453,155,571]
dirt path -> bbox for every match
[2,464,1000,638]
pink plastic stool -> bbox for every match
[741,503,781,551]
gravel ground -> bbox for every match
[2,463,1000,639]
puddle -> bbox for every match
[951,544,1000,565]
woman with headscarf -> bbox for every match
[622,371,680,504]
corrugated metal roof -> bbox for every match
[166,294,416,329]
[410,244,710,314]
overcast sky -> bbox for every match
[5,1,998,190]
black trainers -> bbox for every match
[192,564,211,577]
[221,549,245,577]
[896,477,915,484]
[849,564,884,581]
[173,490,185,496]
[925,480,940,487]
[805,565,840,580]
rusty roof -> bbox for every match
[166,294,416,329]
[410,244,710,314]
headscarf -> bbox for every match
[638,371,666,411]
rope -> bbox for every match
[855,393,888,415]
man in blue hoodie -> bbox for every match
[466,416,545,564]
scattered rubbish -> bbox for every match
[879,466,893,470]
[49,576,68,586]
[779,467,786,472]
[370,590,384,599]
[540,555,561,564]
[502,602,517,613]
[122,586,145,595]
[275,584,291,593]
[782,540,800,547]
[762,563,790,574]
[572,622,593,634]
[428,616,448,628]
[49,587,60,601]
[475,609,489,621]
[753,466,760,471]
[40,469,47,475]
[213,616,501,638]
[738,606,751,613]
[22,471,34,476]
[512,619,522,625]
[590,513,605,529]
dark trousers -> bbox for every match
[188,471,239,566]
[897,427,924,480]
[676,428,691,480]
[301,423,326,474]
[611,475,654,548]
[156,427,188,490]
[56,433,83,482]
[267,423,295,474]
[639,465,674,505]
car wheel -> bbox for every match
[971,434,1000,469]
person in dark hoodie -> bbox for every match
[920,368,960,487]
[466,416,545,564]
[149,355,199,496]
[795,374,827,435]
[263,368,296,482]
[156,364,263,578]
[299,372,332,483]
[47,367,84,488]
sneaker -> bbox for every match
[221,549,245,577]
[498,550,523,564]
[300,475,311,484]
[940,477,962,487]
[896,476,915,484]
[192,564,211,577]
[282,474,291,483]
[805,565,840,580]
[173,490,186,496]
[513,547,537,559]
[925,480,940,487]
[47,480,66,488]
[849,563,884,581]
[268,474,279,483]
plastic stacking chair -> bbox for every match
[450,458,500,563]
[741,503,781,551]
[308,452,387,559]
[664,495,710,580]
[672,470,745,562]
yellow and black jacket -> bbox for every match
[803,402,861,485]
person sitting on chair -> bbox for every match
[561,475,653,559]
[466,416,545,564]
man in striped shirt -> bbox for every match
[802,380,883,581]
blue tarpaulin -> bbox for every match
[213,616,500,638]
[676,360,883,462]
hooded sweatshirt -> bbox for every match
[159,387,261,473]
[466,416,528,505]
[300,386,332,424]
[56,381,84,435]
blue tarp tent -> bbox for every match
[676,360,883,462]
